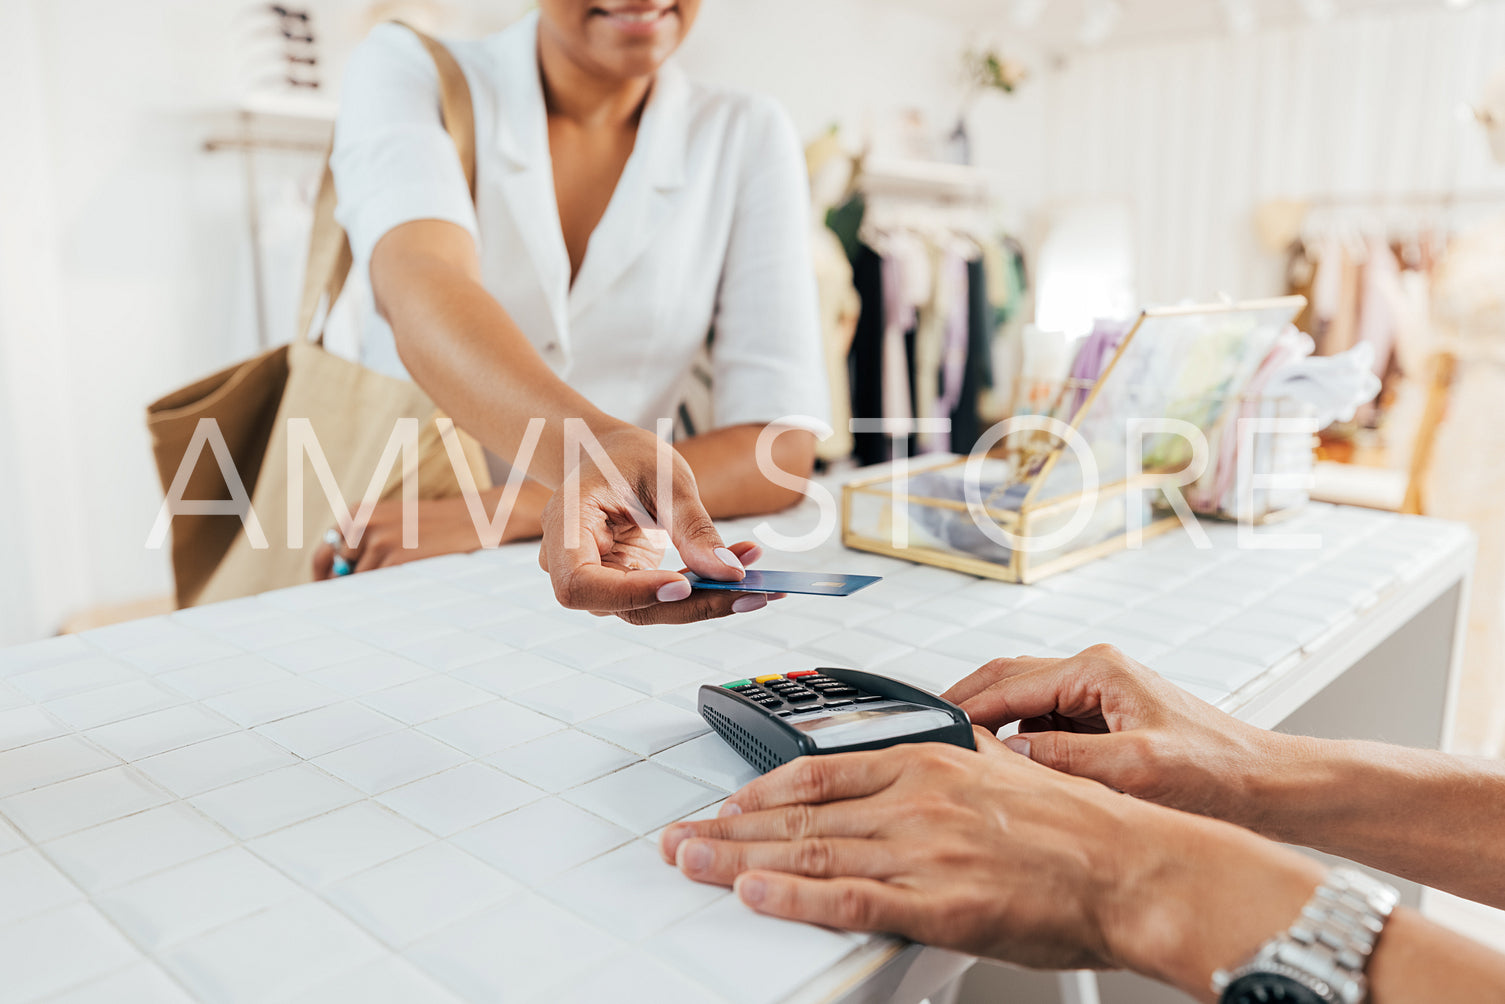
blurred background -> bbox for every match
[3,0,1503,704]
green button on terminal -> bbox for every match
[722,679,752,689]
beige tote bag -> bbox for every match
[146,25,491,607]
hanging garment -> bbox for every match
[880,233,929,430]
[950,257,993,454]
[849,243,890,466]
[812,227,861,461]
[913,243,969,453]
[1356,239,1401,379]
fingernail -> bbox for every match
[678,840,713,875]
[736,875,766,905]
[731,595,768,614]
[1003,735,1031,757]
[657,579,692,602]
[714,546,743,571]
[740,545,762,566]
[662,824,689,858]
[718,801,742,818]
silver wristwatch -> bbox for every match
[1213,867,1400,1004]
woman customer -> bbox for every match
[315,1,827,624]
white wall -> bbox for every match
[1024,2,1505,304]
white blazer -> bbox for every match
[331,13,829,435]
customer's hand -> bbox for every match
[660,731,1323,993]
[944,645,1291,829]
[538,425,765,625]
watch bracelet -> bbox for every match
[1213,866,1400,1004]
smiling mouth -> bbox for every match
[589,4,677,30]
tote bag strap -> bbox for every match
[295,22,478,344]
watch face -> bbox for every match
[1221,973,1329,1004]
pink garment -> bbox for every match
[880,236,927,427]
[1356,238,1400,378]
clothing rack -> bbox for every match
[1299,189,1505,208]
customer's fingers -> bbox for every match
[675,836,896,886]
[959,661,1108,731]
[940,655,1056,706]
[660,800,881,863]
[734,873,913,936]
[723,749,905,816]
[312,542,335,581]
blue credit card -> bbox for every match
[683,569,882,596]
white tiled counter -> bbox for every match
[0,500,1473,1004]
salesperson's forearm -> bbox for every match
[480,424,817,542]
[1248,735,1505,908]
[372,221,633,490]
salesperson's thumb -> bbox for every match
[1003,731,1120,788]
[670,490,746,583]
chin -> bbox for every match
[580,2,689,75]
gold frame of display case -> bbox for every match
[841,296,1308,584]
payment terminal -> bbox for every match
[698,667,974,774]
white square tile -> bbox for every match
[161,896,384,1004]
[169,595,267,632]
[248,802,432,887]
[450,651,577,697]
[255,702,402,759]
[0,904,140,1003]
[859,611,963,648]
[312,596,408,633]
[189,764,363,839]
[313,730,469,795]
[913,592,1010,627]
[0,847,83,924]
[357,615,458,651]
[0,634,92,677]
[48,961,194,1003]
[708,611,829,649]
[136,732,297,798]
[487,731,638,793]
[9,656,137,702]
[0,766,169,842]
[511,674,643,724]
[562,761,722,834]
[1184,628,1300,671]
[579,700,708,756]
[84,619,191,655]
[799,628,913,670]
[451,797,632,883]
[117,636,243,675]
[43,802,234,893]
[157,654,292,701]
[96,846,301,949]
[871,651,980,696]
[307,653,432,696]
[478,612,583,648]
[416,700,563,758]
[663,633,785,672]
[284,957,461,1004]
[261,634,388,674]
[789,596,886,628]
[1023,593,1125,627]
[0,705,68,752]
[592,652,722,696]
[1057,629,1168,666]
[0,735,118,798]
[426,596,526,632]
[202,676,341,727]
[42,680,183,731]
[376,763,541,836]
[213,614,325,652]
[407,893,619,1002]
[551,951,722,1004]
[530,632,654,672]
[930,628,1043,664]
[85,705,236,762]
[327,843,519,947]
[360,676,493,725]
[542,840,725,941]
[0,816,22,854]
[393,632,515,671]
[0,681,24,713]
[1154,649,1271,691]
[645,894,858,1004]
[651,732,760,793]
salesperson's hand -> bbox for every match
[659,730,1325,996]
[943,645,1292,830]
[538,424,767,626]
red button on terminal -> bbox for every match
[786,670,818,678]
